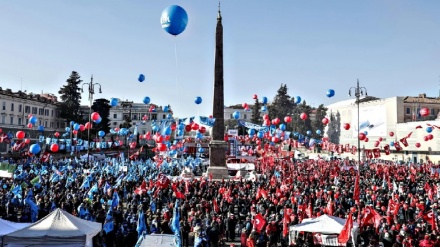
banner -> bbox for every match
[199,116,216,127]
[238,120,268,132]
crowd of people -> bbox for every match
[0,145,440,247]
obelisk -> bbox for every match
[207,3,229,179]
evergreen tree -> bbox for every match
[58,71,83,124]
[91,98,111,136]
[311,104,328,139]
[268,84,293,122]
[251,99,261,124]
[295,100,313,139]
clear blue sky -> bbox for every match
[0,1,439,118]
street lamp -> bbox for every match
[349,79,367,167]
[81,75,102,164]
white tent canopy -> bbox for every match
[136,234,176,247]
[0,219,31,246]
[2,208,102,247]
[289,214,359,246]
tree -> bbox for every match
[251,99,261,124]
[327,111,341,144]
[91,98,111,135]
[311,104,328,139]
[294,100,313,139]
[268,84,293,122]
[58,71,83,124]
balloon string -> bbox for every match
[174,37,179,113]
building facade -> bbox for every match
[326,93,440,163]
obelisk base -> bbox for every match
[207,140,229,180]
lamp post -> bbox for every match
[81,75,102,165]
[349,79,368,167]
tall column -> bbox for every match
[207,3,229,179]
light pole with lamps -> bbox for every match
[349,79,368,167]
[81,75,102,165]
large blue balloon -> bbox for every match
[38,125,44,132]
[326,89,335,98]
[143,96,151,104]
[294,96,302,104]
[262,97,268,105]
[30,144,41,154]
[194,96,202,105]
[257,131,264,139]
[138,74,145,82]
[161,5,188,36]
[73,123,80,131]
[29,116,38,125]
[110,98,119,107]
[232,111,240,120]
[316,129,322,135]
[98,130,106,137]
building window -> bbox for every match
[230,114,233,119]
[163,114,166,119]
[18,104,22,113]
[1,102,5,110]
[51,110,54,117]
[45,121,48,127]
[406,107,410,115]
[57,122,60,128]
[243,114,247,120]
[151,114,157,120]
[45,109,49,116]
[39,108,44,115]
[113,122,117,125]
[132,114,138,120]
[32,107,37,114]
[10,103,14,111]
[26,118,29,125]
[431,109,435,116]
[50,122,53,128]
[113,114,117,118]
[25,105,30,113]
[10,116,13,124]
[18,118,22,125]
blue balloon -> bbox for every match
[164,127,172,136]
[65,127,71,132]
[194,96,202,105]
[38,125,44,132]
[306,130,312,136]
[73,123,80,131]
[232,111,240,120]
[161,5,188,36]
[262,97,268,105]
[198,147,204,153]
[390,142,394,147]
[143,96,151,104]
[316,129,322,135]
[138,74,145,82]
[95,117,102,124]
[163,106,169,112]
[279,124,286,131]
[167,114,172,119]
[98,130,105,137]
[29,116,38,124]
[248,129,256,135]
[427,126,433,133]
[364,131,368,135]
[294,96,302,104]
[110,98,119,107]
[261,106,267,112]
[177,130,184,136]
[30,144,41,154]
[326,89,335,98]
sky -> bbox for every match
[0,0,439,118]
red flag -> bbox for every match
[362,206,382,228]
[283,210,290,237]
[384,145,390,155]
[209,173,212,182]
[353,172,360,203]
[338,212,353,244]
[40,151,51,163]
[254,213,266,233]
[134,180,147,195]
[213,198,220,213]
[156,173,170,189]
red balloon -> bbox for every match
[389,132,394,137]
[322,117,329,125]
[378,137,383,142]
[284,116,292,123]
[253,94,258,99]
[420,107,429,117]
[157,143,167,151]
[185,125,192,132]
[263,119,271,126]
[50,143,59,152]
[271,137,279,143]
[72,130,78,135]
[263,114,269,120]
[428,134,434,140]
[358,133,366,141]
[374,141,380,147]
[364,137,369,142]
[191,123,199,131]
[171,123,177,131]
[424,136,429,141]
[16,131,25,139]
[54,132,60,138]
[343,123,350,130]
[27,123,33,128]
[209,115,213,118]
[91,112,100,121]
[79,124,85,132]
[24,139,30,144]
[300,113,307,120]
[85,122,91,130]
[415,142,421,148]
[242,103,248,108]
[199,126,206,134]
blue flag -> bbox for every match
[111,191,119,209]
[136,210,147,237]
